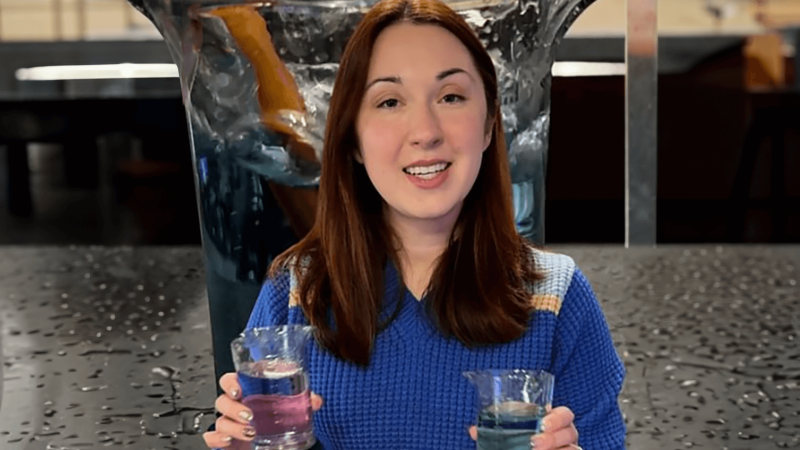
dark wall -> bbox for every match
[547,46,799,243]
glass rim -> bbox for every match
[232,325,315,345]
[463,368,554,379]
[237,324,314,335]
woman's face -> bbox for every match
[355,22,491,231]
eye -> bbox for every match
[377,98,399,108]
[442,93,465,104]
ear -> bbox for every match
[483,128,493,152]
[354,147,364,164]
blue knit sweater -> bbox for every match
[247,248,626,449]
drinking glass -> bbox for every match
[231,325,315,450]
[464,369,555,450]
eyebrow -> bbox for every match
[436,67,469,81]
[365,67,472,90]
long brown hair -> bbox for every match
[270,0,541,366]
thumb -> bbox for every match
[468,426,477,441]
[311,393,324,411]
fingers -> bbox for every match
[468,406,578,450]
[215,393,254,424]
[541,406,575,432]
[216,373,253,425]
[214,415,257,442]
[202,430,235,449]
[530,423,579,450]
[311,393,324,411]
[469,424,579,450]
[207,372,255,449]
[219,372,242,399]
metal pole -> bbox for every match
[54,0,63,40]
[625,0,659,247]
[77,0,86,39]
[794,28,800,89]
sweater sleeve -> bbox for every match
[551,267,627,450]
[246,268,292,329]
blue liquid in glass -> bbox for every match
[477,403,544,450]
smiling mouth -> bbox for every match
[403,162,452,179]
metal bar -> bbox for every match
[625,0,658,247]
[77,0,86,39]
[54,0,62,40]
[794,28,800,89]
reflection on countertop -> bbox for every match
[0,245,798,449]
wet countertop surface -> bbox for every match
[1,245,798,449]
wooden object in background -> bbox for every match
[208,5,319,239]
[744,32,786,88]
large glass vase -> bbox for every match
[127,0,596,383]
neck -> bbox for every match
[386,203,461,297]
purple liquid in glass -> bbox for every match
[238,360,312,438]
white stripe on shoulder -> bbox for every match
[526,246,576,315]
[287,256,311,308]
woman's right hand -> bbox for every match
[203,372,324,449]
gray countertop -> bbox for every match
[1,245,798,449]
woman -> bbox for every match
[204,0,626,448]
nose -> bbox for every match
[408,104,443,149]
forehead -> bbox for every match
[368,22,478,77]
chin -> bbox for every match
[404,202,462,222]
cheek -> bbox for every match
[358,120,400,173]
[448,111,491,154]
[361,118,399,151]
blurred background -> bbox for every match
[0,0,797,245]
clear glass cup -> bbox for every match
[464,369,555,450]
[231,325,315,450]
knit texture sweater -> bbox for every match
[247,248,627,449]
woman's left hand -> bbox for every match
[468,406,580,449]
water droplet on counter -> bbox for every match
[80,385,108,392]
[738,432,759,440]
[151,366,178,380]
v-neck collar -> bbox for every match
[383,261,437,336]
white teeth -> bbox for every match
[404,162,449,176]
[415,172,438,180]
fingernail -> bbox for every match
[230,388,239,399]
[221,435,232,442]
[243,426,256,438]
[529,440,536,449]
[238,410,253,422]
